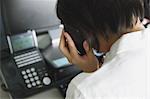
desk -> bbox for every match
[26,88,63,99]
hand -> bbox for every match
[59,32,100,73]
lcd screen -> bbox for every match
[10,32,35,52]
[52,57,70,68]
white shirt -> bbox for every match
[66,28,150,99]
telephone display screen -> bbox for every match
[11,32,35,52]
[52,57,70,68]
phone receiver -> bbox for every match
[64,25,86,56]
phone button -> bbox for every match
[23,75,28,79]
[36,80,41,85]
[21,71,26,75]
[43,77,51,85]
[33,72,37,76]
[34,76,39,80]
[32,82,36,86]
[27,84,32,88]
[25,79,30,83]
[30,78,34,82]
[26,69,31,73]
[28,73,32,77]
[31,68,35,72]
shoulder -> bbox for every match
[65,72,91,99]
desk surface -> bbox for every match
[26,88,64,99]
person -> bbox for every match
[143,0,150,19]
[56,0,150,99]
[142,0,150,27]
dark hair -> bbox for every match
[56,0,144,49]
[143,0,150,19]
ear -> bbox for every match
[98,35,110,52]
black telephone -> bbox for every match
[64,25,87,56]
[0,30,53,98]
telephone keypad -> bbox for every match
[21,67,43,89]
[21,66,51,89]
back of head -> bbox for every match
[56,0,144,47]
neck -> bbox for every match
[125,19,145,34]
[99,19,145,53]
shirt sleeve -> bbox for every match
[65,82,85,99]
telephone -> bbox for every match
[64,24,86,56]
[0,30,53,98]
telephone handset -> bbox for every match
[1,30,52,98]
[64,25,86,56]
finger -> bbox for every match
[59,32,71,59]
[59,32,65,48]
[59,32,67,52]
[83,41,90,52]
[63,33,79,55]
[83,40,94,56]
